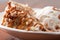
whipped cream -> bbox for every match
[35,6,60,32]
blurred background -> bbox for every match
[0,0,60,12]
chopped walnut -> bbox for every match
[2,1,43,31]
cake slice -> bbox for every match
[2,1,43,31]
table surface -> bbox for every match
[0,29,20,40]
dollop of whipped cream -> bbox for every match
[35,6,60,32]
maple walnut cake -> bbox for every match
[2,1,60,32]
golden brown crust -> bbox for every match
[2,1,43,31]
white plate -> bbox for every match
[0,8,60,40]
